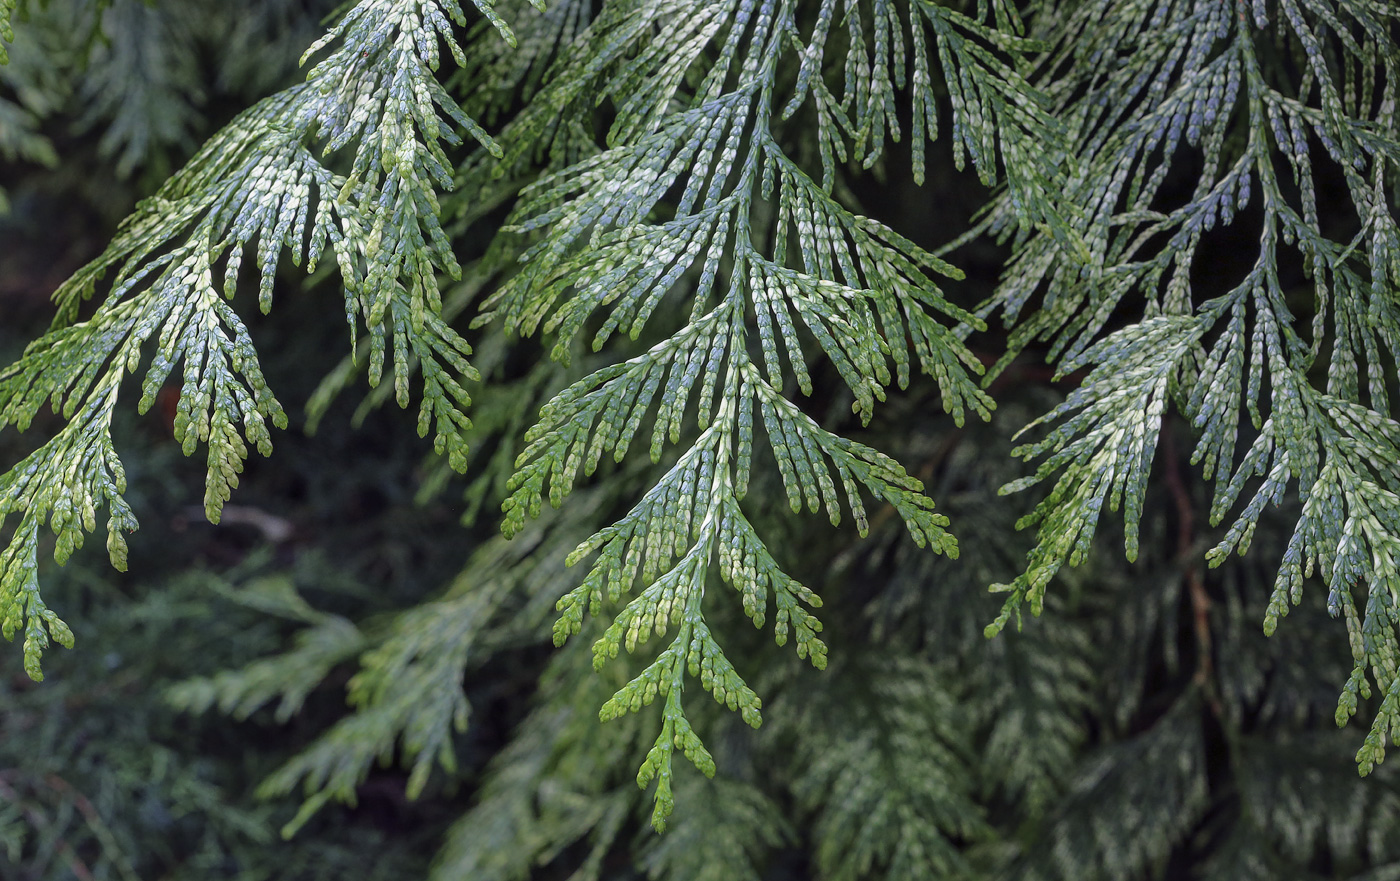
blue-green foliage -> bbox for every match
[0,0,510,680]
[9,0,1075,833]
[475,0,1068,826]
[985,0,1400,779]
[4,0,1400,876]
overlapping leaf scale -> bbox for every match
[542,209,735,364]
[979,2,1240,369]
[441,0,600,236]
[0,0,16,64]
[256,0,502,474]
[310,0,594,432]
[1219,395,1400,776]
[0,393,124,682]
[550,428,729,645]
[297,0,503,346]
[453,0,592,119]
[916,1,1072,240]
[48,90,311,324]
[604,0,738,145]
[746,368,953,547]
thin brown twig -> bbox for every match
[1162,423,1223,716]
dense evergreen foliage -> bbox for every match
[1,0,1399,877]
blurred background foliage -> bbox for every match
[2,1,1400,879]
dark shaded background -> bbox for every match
[1,1,1398,880]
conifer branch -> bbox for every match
[0,0,520,677]
[485,0,1051,824]
[0,0,18,65]
[993,0,1400,771]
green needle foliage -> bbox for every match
[984,0,1400,776]
[2,0,1400,876]
[477,0,1064,825]
[0,0,18,65]
[0,0,506,681]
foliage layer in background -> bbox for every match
[1,0,1400,878]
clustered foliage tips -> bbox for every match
[984,0,1400,775]
[0,0,505,681]
[0,0,1399,857]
